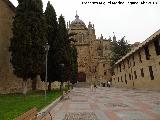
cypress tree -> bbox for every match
[9,0,46,92]
[57,15,71,91]
[44,1,58,91]
[71,45,78,84]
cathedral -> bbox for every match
[68,13,113,84]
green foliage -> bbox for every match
[111,36,131,67]
[44,1,60,87]
[57,15,71,82]
[0,90,62,120]
[10,0,46,80]
[58,15,70,64]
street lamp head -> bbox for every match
[45,43,50,51]
[60,63,64,67]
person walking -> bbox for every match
[90,84,94,92]
[94,84,97,92]
[108,81,111,87]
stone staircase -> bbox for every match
[73,82,90,88]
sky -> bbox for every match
[10,0,160,44]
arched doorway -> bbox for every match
[78,72,86,82]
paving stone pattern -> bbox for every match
[63,112,98,120]
[42,87,160,120]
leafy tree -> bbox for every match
[44,1,59,91]
[111,36,131,68]
[9,0,46,92]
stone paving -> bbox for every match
[42,87,160,120]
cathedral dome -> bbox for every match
[71,14,85,26]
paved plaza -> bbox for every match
[42,87,160,120]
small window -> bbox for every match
[144,45,150,60]
[118,77,119,82]
[125,74,127,84]
[149,66,154,80]
[132,56,135,66]
[119,64,121,72]
[134,71,137,79]
[141,68,144,77]
[138,52,142,63]
[121,76,123,82]
[129,74,131,80]
[104,72,106,75]
[154,38,160,55]
[103,64,105,67]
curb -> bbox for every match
[37,95,64,119]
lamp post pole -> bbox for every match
[45,43,50,102]
[60,63,64,93]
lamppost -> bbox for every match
[45,43,50,102]
[60,63,64,92]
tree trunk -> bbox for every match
[60,82,63,92]
[32,75,37,90]
[22,78,28,95]
[48,81,51,91]
[67,81,69,90]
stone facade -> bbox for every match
[112,29,160,91]
[0,0,32,94]
[68,14,112,84]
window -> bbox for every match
[134,71,137,79]
[141,68,144,77]
[103,64,105,67]
[118,77,119,82]
[127,59,129,68]
[144,45,150,60]
[129,74,131,80]
[104,72,106,75]
[138,51,142,63]
[125,74,127,84]
[132,55,135,66]
[119,64,121,72]
[149,66,154,80]
[154,38,160,55]
[121,76,123,82]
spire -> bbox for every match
[113,32,116,41]
[100,34,103,39]
[75,10,79,19]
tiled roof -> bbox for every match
[115,29,160,65]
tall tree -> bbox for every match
[111,36,131,67]
[70,45,78,84]
[57,15,71,91]
[44,1,58,91]
[9,0,46,92]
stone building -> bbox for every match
[112,29,160,91]
[68,13,112,84]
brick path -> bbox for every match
[42,87,160,120]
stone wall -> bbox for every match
[0,0,33,94]
[112,30,160,91]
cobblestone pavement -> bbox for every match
[42,87,160,120]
